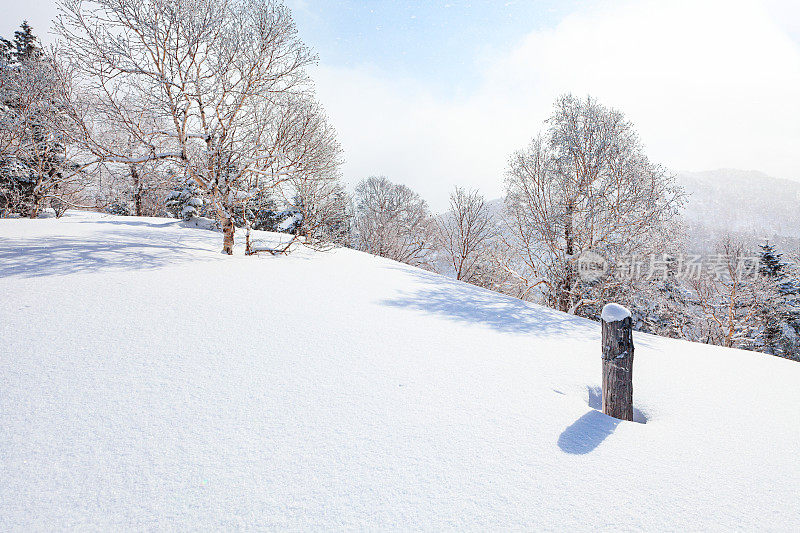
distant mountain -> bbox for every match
[483,169,800,255]
[676,169,800,254]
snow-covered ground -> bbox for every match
[2,211,799,530]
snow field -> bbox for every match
[1,212,799,530]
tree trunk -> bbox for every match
[221,216,235,255]
[245,219,252,255]
[564,200,574,257]
[28,192,42,218]
[558,198,576,312]
[131,164,143,216]
[601,310,634,421]
[222,216,236,255]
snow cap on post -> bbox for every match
[601,303,631,323]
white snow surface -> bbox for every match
[2,212,799,530]
[601,303,631,323]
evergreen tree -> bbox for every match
[12,22,42,62]
[105,199,132,216]
[1,22,75,217]
[165,176,205,220]
[758,242,785,278]
[757,241,800,358]
[0,37,12,62]
[0,22,42,64]
[282,194,304,234]
[235,191,282,232]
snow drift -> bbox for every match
[1,212,798,530]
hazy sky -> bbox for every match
[3,0,799,209]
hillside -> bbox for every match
[2,212,799,530]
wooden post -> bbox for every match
[601,303,634,421]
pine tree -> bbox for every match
[757,241,800,358]
[758,242,783,354]
[1,22,74,217]
[12,22,42,62]
[165,176,205,220]
[0,37,12,62]
[234,190,282,231]
[105,199,132,216]
[278,195,303,234]
[758,242,785,279]
[0,21,42,64]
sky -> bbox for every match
[3,0,800,210]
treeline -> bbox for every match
[344,97,800,362]
[1,1,346,254]
[2,9,797,362]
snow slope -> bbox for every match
[1,212,799,530]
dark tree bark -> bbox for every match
[601,313,634,421]
[557,198,575,312]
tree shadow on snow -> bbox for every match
[69,216,181,230]
[379,265,663,351]
[378,265,597,337]
[0,233,210,279]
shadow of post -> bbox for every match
[557,410,620,454]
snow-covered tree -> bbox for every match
[291,179,351,247]
[58,0,342,254]
[759,242,785,279]
[754,242,800,359]
[1,21,42,63]
[165,175,205,220]
[757,242,786,353]
[627,252,696,340]
[0,23,88,217]
[353,176,436,268]
[436,187,498,285]
[234,190,281,231]
[87,106,174,217]
[688,238,763,349]
[504,94,685,314]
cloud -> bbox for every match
[311,0,800,211]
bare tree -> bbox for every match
[57,0,338,253]
[88,103,174,216]
[353,176,436,268]
[436,186,498,285]
[504,94,685,313]
[290,178,350,248]
[239,99,344,253]
[280,100,345,246]
[689,237,763,348]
